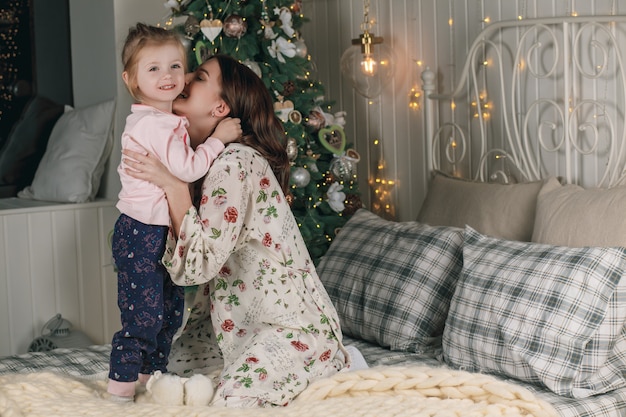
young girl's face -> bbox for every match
[132,42,185,112]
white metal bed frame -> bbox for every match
[422,15,626,188]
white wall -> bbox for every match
[66,0,623,216]
[301,0,622,221]
[68,0,166,200]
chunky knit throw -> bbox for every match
[0,366,558,417]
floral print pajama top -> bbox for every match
[163,144,348,407]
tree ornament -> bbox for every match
[278,7,295,37]
[243,60,262,78]
[330,156,354,181]
[290,167,311,188]
[285,191,294,207]
[274,99,294,123]
[306,110,326,132]
[194,40,211,65]
[223,14,247,38]
[294,38,308,58]
[345,148,361,162]
[259,18,277,40]
[326,182,346,213]
[343,193,363,216]
[268,36,297,62]
[286,137,298,161]
[306,147,320,159]
[282,80,295,97]
[200,18,223,42]
[288,110,302,125]
[291,0,303,13]
[164,0,190,12]
[318,125,346,154]
[184,15,200,38]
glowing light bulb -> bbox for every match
[361,54,377,75]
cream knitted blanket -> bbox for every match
[0,365,558,417]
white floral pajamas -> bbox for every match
[163,144,348,407]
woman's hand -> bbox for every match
[123,149,193,235]
[123,149,184,189]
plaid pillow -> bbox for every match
[317,209,463,352]
[443,227,626,398]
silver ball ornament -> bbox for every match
[330,157,354,181]
[243,60,262,78]
[223,14,247,38]
[295,39,308,58]
[291,167,311,188]
[286,137,298,161]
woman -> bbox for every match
[123,54,350,408]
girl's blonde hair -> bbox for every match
[121,22,186,101]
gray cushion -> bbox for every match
[417,172,545,241]
[18,99,115,203]
[0,96,65,191]
[532,177,626,247]
[317,209,464,353]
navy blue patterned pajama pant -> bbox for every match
[109,214,184,383]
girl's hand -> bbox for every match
[213,117,242,145]
[123,149,185,189]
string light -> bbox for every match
[471,92,491,119]
[409,87,421,110]
[368,138,396,220]
[407,60,423,110]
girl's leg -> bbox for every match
[108,215,167,397]
[142,267,184,375]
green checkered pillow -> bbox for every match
[443,227,626,398]
[317,209,464,352]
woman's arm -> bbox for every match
[122,149,192,235]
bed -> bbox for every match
[1,15,626,417]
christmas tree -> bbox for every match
[163,0,362,264]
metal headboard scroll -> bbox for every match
[422,15,626,188]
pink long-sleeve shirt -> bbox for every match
[116,104,224,226]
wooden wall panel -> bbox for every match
[0,202,119,356]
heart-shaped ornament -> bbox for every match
[345,148,361,162]
[200,18,223,42]
[319,125,346,154]
[194,40,209,66]
[274,100,294,123]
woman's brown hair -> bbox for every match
[208,55,290,193]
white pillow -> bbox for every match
[18,99,116,203]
